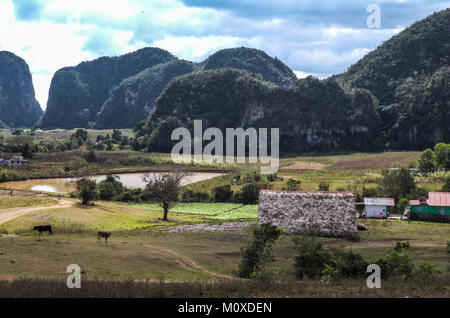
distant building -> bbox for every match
[258,190,359,241]
[364,198,395,219]
[3,156,29,166]
[410,192,450,223]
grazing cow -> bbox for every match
[97,232,112,245]
[34,225,53,236]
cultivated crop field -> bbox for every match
[133,203,259,220]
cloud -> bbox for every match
[2,0,449,110]
[11,0,46,20]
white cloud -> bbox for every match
[1,0,448,110]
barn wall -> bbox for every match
[258,191,359,241]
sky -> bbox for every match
[0,0,449,110]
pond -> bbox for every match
[1,172,225,194]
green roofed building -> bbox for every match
[410,192,450,223]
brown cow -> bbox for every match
[97,232,112,246]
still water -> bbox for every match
[1,172,224,194]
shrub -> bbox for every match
[266,173,278,182]
[416,263,436,279]
[318,181,330,191]
[376,249,414,279]
[244,171,262,183]
[286,178,301,191]
[83,150,97,163]
[182,189,210,203]
[65,157,89,172]
[238,224,283,278]
[293,236,333,280]
[235,182,268,205]
[394,241,411,252]
[443,177,450,192]
[212,185,234,203]
[333,250,369,279]
[98,175,124,200]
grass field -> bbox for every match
[0,151,449,298]
[0,196,55,210]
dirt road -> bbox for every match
[148,246,236,280]
[0,198,73,225]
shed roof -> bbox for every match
[428,192,450,207]
[364,198,395,207]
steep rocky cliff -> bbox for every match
[137,69,381,154]
[95,60,197,129]
[0,51,42,128]
[39,47,176,129]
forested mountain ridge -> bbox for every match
[0,51,43,128]
[38,47,176,129]
[40,46,297,130]
[336,8,450,149]
[136,9,449,153]
[95,60,198,129]
[135,69,382,154]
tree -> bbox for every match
[398,198,410,215]
[75,178,98,205]
[83,149,97,163]
[442,177,450,192]
[112,129,122,144]
[213,184,234,202]
[12,129,23,136]
[380,169,416,205]
[434,143,450,171]
[238,224,283,278]
[419,149,436,174]
[72,129,89,146]
[98,175,124,200]
[143,172,185,221]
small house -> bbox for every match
[258,190,359,241]
[410,192,450,223]
[10,156,28,166]
[364,198,395,219]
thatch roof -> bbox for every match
[258,190,359,241]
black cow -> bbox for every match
[34,225,53,236]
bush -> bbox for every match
[443,177,450,192]
[286,178,301,191]
[394,241,411,252]
[83,150,97,163]
[333,250,369,279]
[293,236,333,280]
[182,189,210,203]
[238,224,283,278]
[212,185,234,203]
[243,171,262,183]
[318,181,330,191]
[376,249,415,279]
[235,182,268,205]
[98,175,124,200]
[266,173,278,182]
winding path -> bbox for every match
[0,198,73,225]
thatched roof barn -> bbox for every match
[258,190,359,241]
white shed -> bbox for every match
[364,198,395,219]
